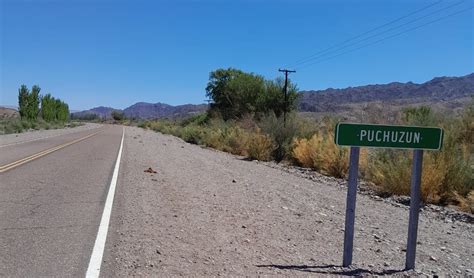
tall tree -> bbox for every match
[18,85,30,119]
[41,94,56,122]
[55,99,69,121]
[27,85,41,120]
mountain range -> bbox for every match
[72,103,208,120]
[71,73,473,120]
[298,73,473,118]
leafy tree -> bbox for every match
[18,85,30,119]
[41,94,56,122]
[206,68,259,119]
[17,84,70,123]
[111,110,125,121]
[206,68,298,120]
[27,85,41,120]
[55,99,69,121]
[262,77,298,118]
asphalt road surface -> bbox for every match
[0,125,122,276]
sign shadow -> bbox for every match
[255,263,406,276]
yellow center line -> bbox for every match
[0,129,105,173]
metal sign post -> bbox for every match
[334,123,443,270]
[343,147,360,267]
[405,149,424,270]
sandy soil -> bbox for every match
[102,126,473,277]
[0,123,103,146]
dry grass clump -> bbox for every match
[370,151,446,202]
[292,132,349,178]
[368,106,473,204]
[456,191,474,213]
[292,132,369,179]
[247,129,275,161]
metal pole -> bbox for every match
[405,149,424,270]
[343,147,360,267]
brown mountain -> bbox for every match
[123,102,208,119]
[73,103,208,120]
[298,73,474,117]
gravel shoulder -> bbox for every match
[0,123,102,146]
[103,126,473,277]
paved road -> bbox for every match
[0,125,123,276]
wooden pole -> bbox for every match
[278,69,295,126]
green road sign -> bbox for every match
[335,123,443,150]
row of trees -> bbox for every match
[18,85,70,122]
[205,68,298,120]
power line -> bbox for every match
[290,0,466,69]
[284,0,444,69]
[296,6,473,71]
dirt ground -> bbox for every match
[102,126,473,277]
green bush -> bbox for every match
[259,113,300,161]
[180,125,205,144]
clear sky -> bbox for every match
[1,0,473,110]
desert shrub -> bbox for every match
[202,128,227,150]
[224,126,249,155]
[292,132,349,178]
[67,122,83,128]
[180,125,205,144]
[0,119,23,134]
[259,113,300,161]
[180,113,208,126]
[10,120,24,133]
[455,191,474,213]
[402,106,437,126]
[369,121,472,203]
[247,130,275,161]
[0,117,71,134]
[21,120,32,130]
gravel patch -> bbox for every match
[0,123,103,146]
[103,127,473,277]
[261,162,474,224]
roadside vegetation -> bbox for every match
[0,85,80,134]
[139,68,474,213]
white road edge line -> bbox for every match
[85,127,125,278]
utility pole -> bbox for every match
[278,69,296,126]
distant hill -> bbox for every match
[298,73,474,119]
[72,103,208,120]
[124,102,208,119]
[0,107,19,119]
[72,106,117,119]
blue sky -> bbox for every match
[1,0,473,110]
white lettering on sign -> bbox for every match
[359,130,421,144]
